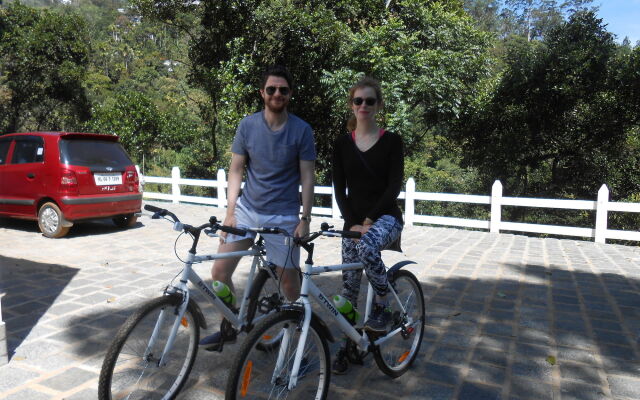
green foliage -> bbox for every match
[84,90,200,163]
[0,2,91,133]
[456,10,640,230]
[168,0,493,185]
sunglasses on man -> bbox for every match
[265,86,290,96]
[352,97,377,106]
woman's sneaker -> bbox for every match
[332,347,349,375]
[364,303,392,335]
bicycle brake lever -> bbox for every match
[152,212,162,219]
[204,229,219,238]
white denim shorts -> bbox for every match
[225,198,300,269]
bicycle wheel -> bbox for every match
[226,310,330,400]
[246,268,286,350]
[373,269,425,378]
[98,295,199,400]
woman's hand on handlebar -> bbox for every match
[349,224,364,241]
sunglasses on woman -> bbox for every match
[352,97,377,106]
[265,86,290,96]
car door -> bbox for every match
[0,136,15,214]
[1,135,46,218]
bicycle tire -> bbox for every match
[373,269,425,378]
[246,268,285,350]
[98,295,199,400]
[226,309,330,400]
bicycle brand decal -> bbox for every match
[197,279,218,300]
[317,293,339,317]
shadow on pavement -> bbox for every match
[0,216,144,239]
[59,262,640,399]
[0,255,79,359]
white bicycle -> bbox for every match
[99,204,290,400]
[225,223,426,399]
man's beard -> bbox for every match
[266,98,288,114]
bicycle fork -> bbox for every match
[145,267,191,367]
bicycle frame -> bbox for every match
[150,242,276,367]
[284,259,419,389]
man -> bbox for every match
[200,65,315,350]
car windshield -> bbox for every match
[59,138,133,170]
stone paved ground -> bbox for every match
[1,200,640,399]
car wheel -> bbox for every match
[112,214,138,228]
[38,202,71,238]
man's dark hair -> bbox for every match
[260,65,294,90]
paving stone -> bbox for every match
[39,366,98,392]
[176,387,224,400]
[12,349,77,372]
[556,346,599,365]
[423,362,460,386]
[63,387,100,400]
[3,387,51,400]
[598,343,638,361]
[593,329,632,347]
[510,359,554,382]
[458,381,502,400]
[0,365,41,392]
[514,342,551,358]
[483,322,514,337]
[11,339,63,360]
[472,346,508,368]
[465,362,506,387]
[607,375,640,399]
[559,361,603,384]
[508,377,553,399]
[431,345,468,365]
[560,381,608,400]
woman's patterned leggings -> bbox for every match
[341,215,403,305]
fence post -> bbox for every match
[135,165,145,191]
[171,166,181,204]
[595,184,609,244]
[405,178,415,226]
[331,187,341,219]
[490,180,502,233]
[217,169,227,209]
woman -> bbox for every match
[332,76,404,374]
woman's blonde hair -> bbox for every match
[346,76,383,132]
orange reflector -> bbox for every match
[262,335,272,340]
[181,317,188,327]
[398,351,410,363]
[240,360,253,396]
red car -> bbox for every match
[0,132,142,238]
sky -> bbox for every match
[596,0,640,44]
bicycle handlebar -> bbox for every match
[144,204,248,237]
[219,225,247,236]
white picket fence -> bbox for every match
[139,166,640,244]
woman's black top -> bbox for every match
[332,131,404,230]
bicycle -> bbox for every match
[225,223,426,399]
[98,204,291,400]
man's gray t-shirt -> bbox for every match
[231,111,316,215]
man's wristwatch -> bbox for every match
[301,215,311,222]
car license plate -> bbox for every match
[94,173,122,186]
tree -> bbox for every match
[133,0,493,182]
[456,11,639,204]
[0,2,91,133]
[463,0,596,41]
[85,90,199,162]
